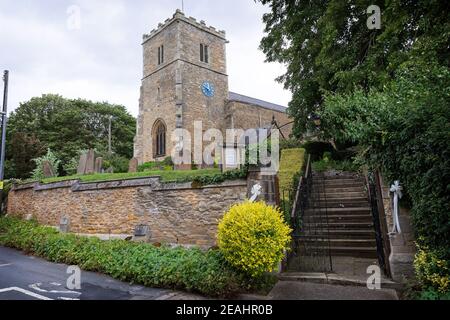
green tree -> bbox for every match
[319,59,450,289]
[6,94,136,178]
[257,0,449,136]
[5,132,46,179]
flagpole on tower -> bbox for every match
[182,0,184,12]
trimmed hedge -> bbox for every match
[278,148,305,196]
[0,217,275,297]
[278,148,305,223]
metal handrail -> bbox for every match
[290,154,311,227]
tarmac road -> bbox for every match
[0,246,203,300]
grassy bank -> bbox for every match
[40,168,221,184]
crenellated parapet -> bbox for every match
[142,9,226,43]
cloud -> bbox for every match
[0,0,291,117]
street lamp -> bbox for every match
[108,115,113,155]
[308,113,321,128]
[0,70,9,213]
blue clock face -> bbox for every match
[201,81,215,97]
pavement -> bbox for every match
[272,256,399,300]
[0,246,205,300]
[266,281,398,300]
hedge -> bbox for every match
[278,148,305,197]
[0,217,275,297]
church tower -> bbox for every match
[134,10,229,164]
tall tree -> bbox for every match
[257,0,449,137]
[6,94,136,179]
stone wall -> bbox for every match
[7,178,247,247]
[379,175,416,282]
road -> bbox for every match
[0,246,205,300]
[0,246,399,301]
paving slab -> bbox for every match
[268,281,398,300]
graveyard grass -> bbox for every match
[40,168,222,184]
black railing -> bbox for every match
[365,170,391,277]
[285,154,332,272]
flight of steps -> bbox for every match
[299,172,378,259]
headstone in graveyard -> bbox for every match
[77,153,88,175]
[95,157,103,173]
[85,149,96,174]
[128,157,139,173]
[105,167,114,174]
[42,160,55,178]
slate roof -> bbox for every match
[228,92,287,113]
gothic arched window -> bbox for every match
[153,120,166,157]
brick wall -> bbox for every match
[7,178,247,247]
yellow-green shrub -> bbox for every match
[217,201,292,277]
[414,243,450,294]
[278,148,305,199]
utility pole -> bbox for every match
[108,115,112,155]
[0,70,9,213]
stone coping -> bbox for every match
[12,177,247,193]
[155,179,247,192]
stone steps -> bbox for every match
[297,229,376,239]
[292,171,379,265]
[305,246,378,259]
[305,207,371,214]
[303,221,374,230]
[312,174,362,180]
[313,186,365,193]
[297,238,377,248]
[309,201,371,208]
[310,192,367,200]
[303,214,373,223]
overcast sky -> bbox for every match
[0,0,291,117]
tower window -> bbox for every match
[200,44,209,63]
[158,45,164,65]
[153,120,166,157]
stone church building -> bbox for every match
[133,10,292,164]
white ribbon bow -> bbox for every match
[389,180,403,234]
[250,184,262,202]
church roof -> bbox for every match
[228,92,287,113]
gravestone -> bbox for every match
[59,216,70,233]
[134,224,151,237]
[105,167,114,174]
[77,153,88,175]
[128,157,139,173]
[42,160,55,178]
[95,157,103,173]
[85,149,96,174]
